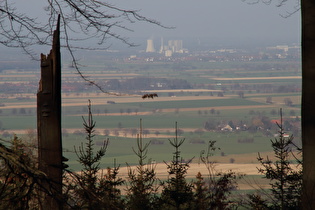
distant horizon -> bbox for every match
[0,36,301,59]
[6,0,300,55]
[90,36,301,52]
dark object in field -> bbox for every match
[142,93,158,99]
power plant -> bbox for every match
[146,37,186,56]
[145,39,155,53]
[168,40,183,53]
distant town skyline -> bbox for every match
[3,0,301,55]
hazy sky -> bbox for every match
[11,0,301,51]
[109,0,301,46]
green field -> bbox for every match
[0,95,300,171]
[0,59,301,170]
[62,130,273,171]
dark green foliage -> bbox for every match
[98,164,125,210]
[0,136,45,209]
[160,122,194,210]
[246,109,302,210]
[195,140,244,210]
[206,170,241,209]
[70,100,124,209]
[246,194,269,210]
[193,172,209,210]
[125,119,159,210]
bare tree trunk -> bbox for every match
[301,0,315,209]
[37,15,63,209]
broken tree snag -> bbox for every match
[37,15,63,209]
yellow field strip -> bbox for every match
[0,75,36,78]
[1,95,276,110]
[140,89,222,93]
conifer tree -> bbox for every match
[99,163,125,210]
[160,122,194,210]
[125,119,159,210]
[71,100,113,209]
[0,135,45,209]
[193,172,208,210]
[247,109,302,209]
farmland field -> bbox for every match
[0,58,301,176]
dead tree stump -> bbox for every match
[37,15,63,209]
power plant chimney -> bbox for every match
[159,37,164,53]
[146,39,155,53]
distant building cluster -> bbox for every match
[145,39,155,53]
[266,45,300,59]
[145,38,188,56]
[128,38,301,63]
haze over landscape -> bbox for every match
[11,0,301,52]
[0,1,304,208]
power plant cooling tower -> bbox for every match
[146,39,155,53]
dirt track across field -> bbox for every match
[1,93,277,113]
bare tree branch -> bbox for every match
[0,0,171,94]
[242,0,300,17]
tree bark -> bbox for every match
[37,15,62,209]
[301,0,315,209]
